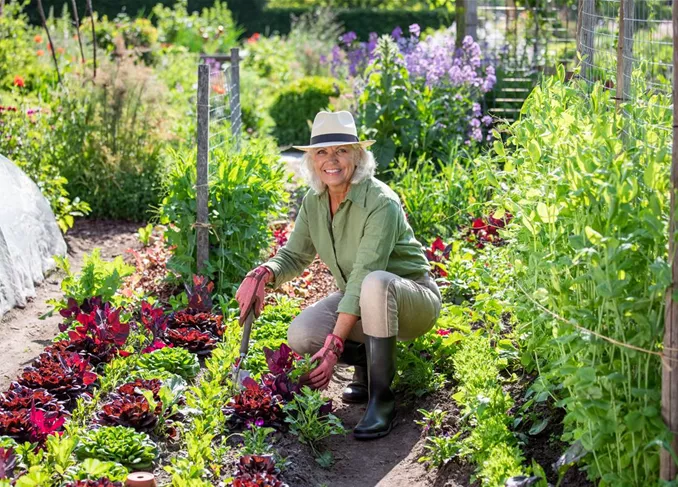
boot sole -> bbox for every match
[353,412,396,440]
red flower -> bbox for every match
[247,33,261,44]
[13,76,25,88]
[437,329,451,336]
[431,237,445,252]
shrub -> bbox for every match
[158,139,288,295]
[48,58,172,221]
[270,76,341,146]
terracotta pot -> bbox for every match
[125,472,156,487]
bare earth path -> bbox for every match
[0,220,141,391]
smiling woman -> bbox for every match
[235,111,442,441]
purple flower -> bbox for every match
[340,31,357,45]
[482,115,493,126]
[470,118,481,128]
[391,26,403,40]
[472,103,482,117]
[409,24,421,38]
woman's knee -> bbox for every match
[359,270,396,304]
[287,319,324,356]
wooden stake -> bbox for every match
[36,0,62,85]
[70,0,86,65]
[85,0,97,78]
[579,0,595,81]
[196,64,210,272]
[455,0,465,47]
[661,0,678,479]
[0,0,5,17]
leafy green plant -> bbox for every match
[481,68,672,485]
[239,426,276,456]
[282,387,344,466]
[137,346,200,380]
[75,426,158,470]
[159,139,288,295]
[64,458,129,483]
[270,76,341,146]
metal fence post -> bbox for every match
[196,64,210,273]
[229,47,241,151]
[465,0,478,39]
[661,0,678,480]
[579,0,595,81]
[615,0,634,107]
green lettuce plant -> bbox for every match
[75,426,158,470]
[137,347,200,380]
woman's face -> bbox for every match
[312,144,357,192]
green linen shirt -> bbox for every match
[263,176,430,317]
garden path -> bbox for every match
[0,220,141,391]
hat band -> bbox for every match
[310,133,359,145]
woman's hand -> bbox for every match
[301,334,344,390]
[235,266,272,325]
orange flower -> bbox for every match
[13,76,25,88]
[36,49,45,57]
[56,47,65,54]
[247,33,261,44]
[212,84,225,95]
[34,34,43,43]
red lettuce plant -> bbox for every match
[223,378,284,429]
[29,406,66,445]
[0,383,65,414]
[167,311,224,337]
[0,447,17,480]
[139,301,168,340]
[117,379,163,414]
[231,454,288,487]
[18,351,97,405]
[165,327,217,355]
[51,303,130,366]
[58,297,104,331]
[260,343,302,402]
[0,409,31,442]
[96,395,158,432]
[63,479,123,487]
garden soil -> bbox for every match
[0,219,141,391]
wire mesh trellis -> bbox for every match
[577,0,672,147]
[474,0,578,120]
[202,49,242,154]
[194,48,242,271]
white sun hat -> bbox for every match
[292,110,376,151]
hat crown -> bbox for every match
[311,111,357,138]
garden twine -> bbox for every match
[517,283,678,369]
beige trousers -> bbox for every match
[287,270,442,356]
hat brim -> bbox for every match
[292,139,376,151]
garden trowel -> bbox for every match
[231,308,255,392]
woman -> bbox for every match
[235,111,442,440]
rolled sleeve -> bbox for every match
[337,200,400,316]
[263,199,316,288]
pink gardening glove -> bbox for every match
[235,266,271,325]
[301,334,344,390]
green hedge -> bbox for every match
[245,7,452,39]
[28,0,263,23]
[270,76,341,146]
[30,1,451,41]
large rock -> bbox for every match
[0,155,67,316]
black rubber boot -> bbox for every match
[342,366,368,403]
[353,335,397,440]
[339,341,368,404]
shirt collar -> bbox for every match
[345,179,369,208]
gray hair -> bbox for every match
[300,144,376,194]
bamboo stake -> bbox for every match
[36,0,62,85]
[85,0,97,78]
[661,0,678,479]
[70,0,86,65]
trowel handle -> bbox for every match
[240,309,255,355]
